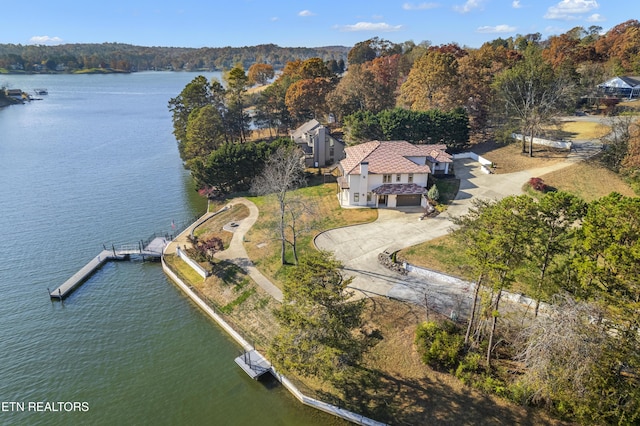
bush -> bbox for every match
[427,183,440,202]
[415,320,464,371]
[528,177,548,192]
[455,352,481,384]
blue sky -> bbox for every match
[3,0,631,49]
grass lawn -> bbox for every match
[244,176,377,288]
[545,120,610,140]
[193,203,250,249]
[472,119,612,175]
[540,156,637,201]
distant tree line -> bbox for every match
[0,42,348,72]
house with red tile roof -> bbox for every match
[336,140,452,208]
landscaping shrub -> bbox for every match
[427,183,440,202]
[415,320,464,371]
[528,177,548,192]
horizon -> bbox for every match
[3,1,631,50]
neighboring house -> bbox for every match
[290,119,345,168]
[336,140,452,208]
[597,76,640,99]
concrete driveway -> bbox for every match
[315,157,572,308]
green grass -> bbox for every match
[220,288,256,313]
[399,234,474,279]
[164,254,204,285]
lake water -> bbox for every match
[0,72,344,425]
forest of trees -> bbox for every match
[168,19,640,197]
[0,42,348,72]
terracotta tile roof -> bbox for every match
[372,183,427,195]
[340,141,452,176]
[340,141,380,175]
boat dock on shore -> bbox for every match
[235,350,272,380]
[49,236,168,300]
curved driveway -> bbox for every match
[315,157,573,308]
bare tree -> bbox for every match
[250,146,306,265]
[514,294,608,405]
[493,45,574,157]
[284,196,317,265]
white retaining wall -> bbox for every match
[452,152,494,174]
[176,246,210,278]
[404,263,549,313]
[512,133,572,150]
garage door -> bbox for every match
[396,194,422,206]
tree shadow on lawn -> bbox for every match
[314,295,564,425]
[318,365,560,425]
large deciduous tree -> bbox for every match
[327,54,402,121]
[493,45,574,157]
[247,63,275,86]
[250,146,306,265]
[397,50,461,112]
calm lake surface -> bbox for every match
[0,72,344,425]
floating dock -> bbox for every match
[235,349,272,380]
[49,237,167,300]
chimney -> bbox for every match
[360,161,368,177]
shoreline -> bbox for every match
[160,211,385,426]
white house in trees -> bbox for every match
[597,76,640,99]
[336,140,452,208]
[290,119,345,168]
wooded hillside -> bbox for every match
[0,42,349,72]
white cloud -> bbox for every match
[298,10,315,17]
[586,13,605,22]
[271,17,279,21]
[29,35,63,45]
[453,0,483,13]
[336,22,404,32]
[512,0,523,8]
[402,2,439,10]
[544,0,599,20]
[476,24,517,34]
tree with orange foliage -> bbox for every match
[247,63,275,86]
[285,77,336,123]
[397,50,461,112]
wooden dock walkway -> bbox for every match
[49,237,168,300]
[234,349,272,380]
